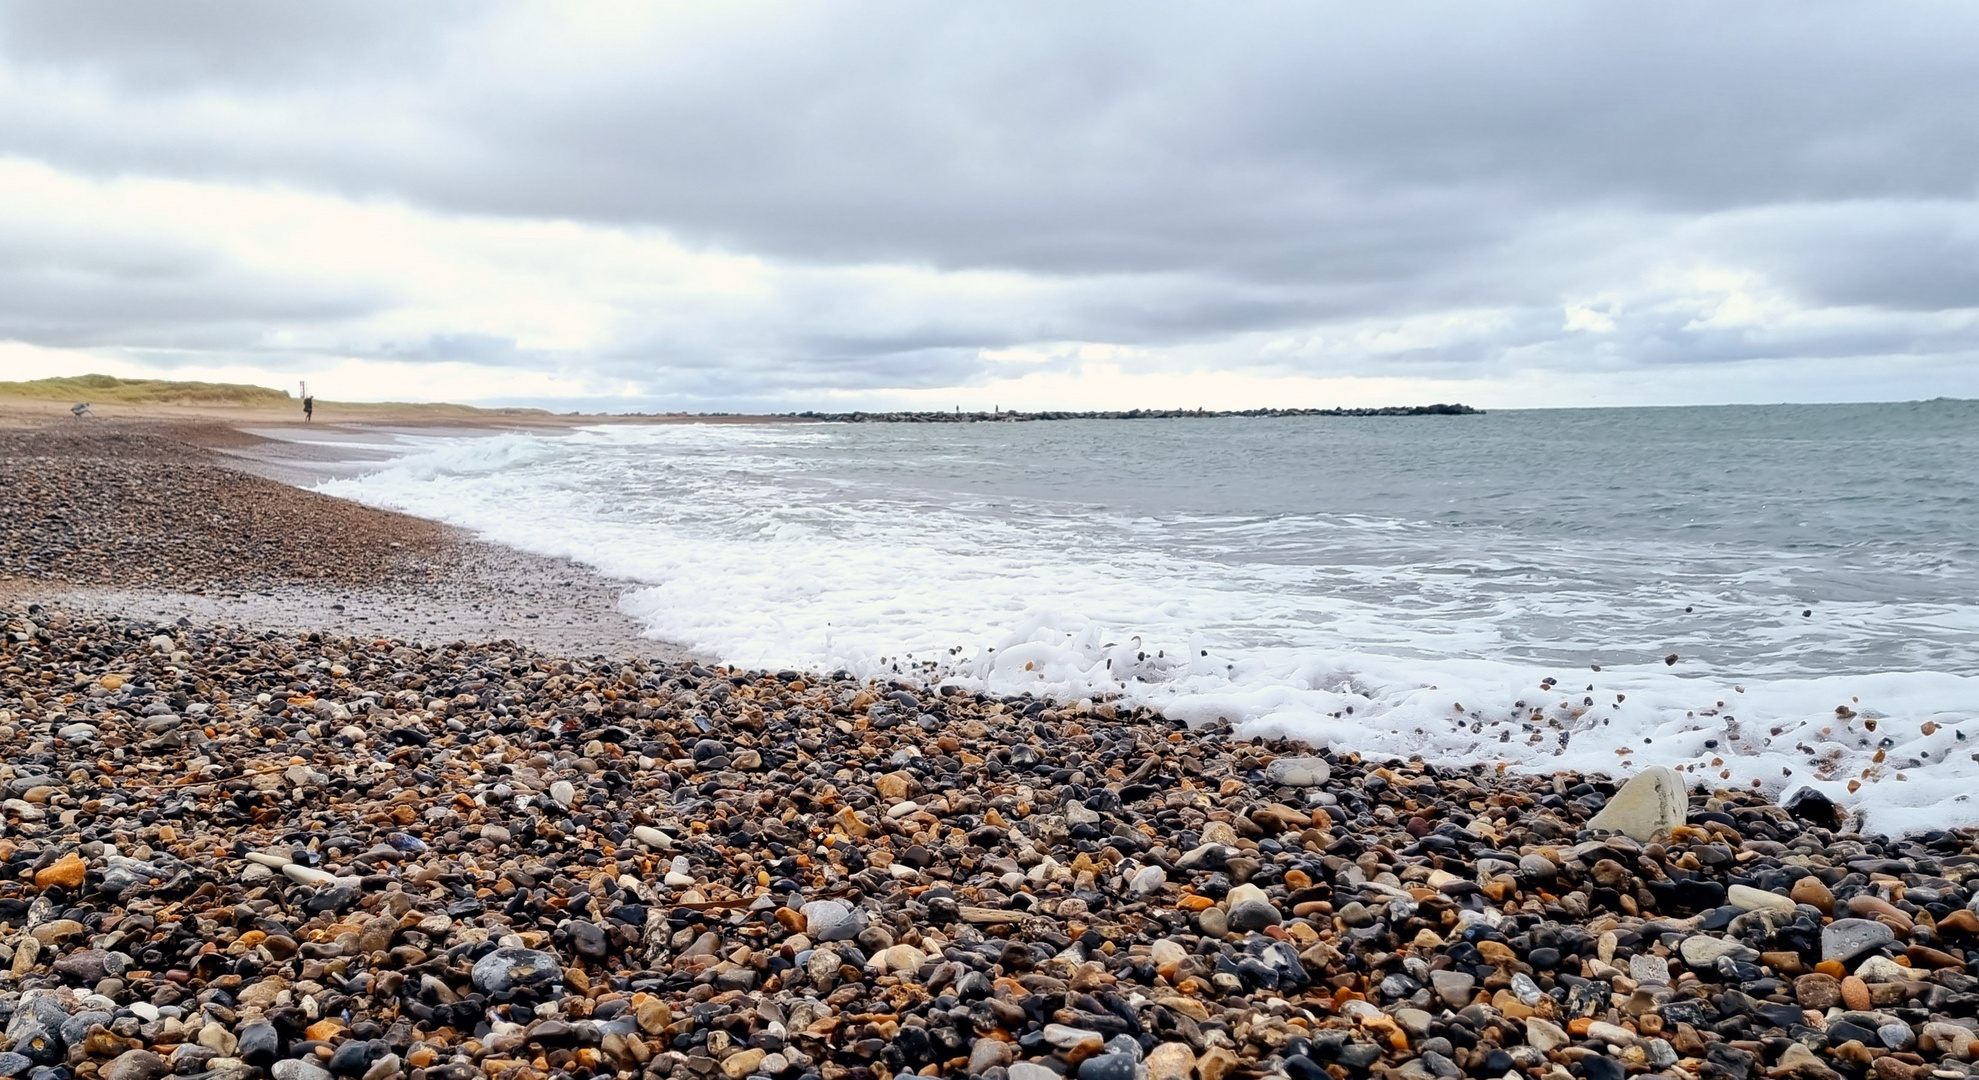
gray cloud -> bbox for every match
[1710,204,1979,313]
[0,214,389,351]
[0,1,468,90]
[0,1,1976,404]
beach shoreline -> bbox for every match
[0,400,1948,827]
[0,404,693,663]
[0,401,1958,827]
[6,402,1979,1080]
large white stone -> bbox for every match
[281,864,338,887]
[1679,934,1756,967]
[1586,765,1688,841]
[1525,1018,1569,1052]
[1629,953,1670,986]
[632,826,673,849]
[800,899,863,941]
[1264,756,1331,787]
[1727,883,1795,915]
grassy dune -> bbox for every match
[0,374,549,417]
[0,374,296,406]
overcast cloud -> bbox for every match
[1,1,1975,409]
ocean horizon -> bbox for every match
[314,398,1979,834]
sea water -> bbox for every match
[317,399,1979,832]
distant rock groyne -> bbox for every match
[789,403,1483,423]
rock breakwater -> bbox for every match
[788,406,1481,424]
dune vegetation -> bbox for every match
[0,374,295,406]
[0,374,556,416]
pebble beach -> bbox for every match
[5,416,1979,1080]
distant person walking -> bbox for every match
[303,395,314,423]
[70,402,91,418]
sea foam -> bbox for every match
[318,413,1979,834]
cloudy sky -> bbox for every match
[2,2,1976,410]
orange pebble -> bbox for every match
[1841,976,1871,1011]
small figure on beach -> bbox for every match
[303,395,314,422]
[69,402,90,418]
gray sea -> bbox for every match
[318,398,1979,830]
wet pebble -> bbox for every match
[0,604,1973,1080]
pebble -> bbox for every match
[868,943,926,974]
[1776,1044,1827,1074]
[1790,874,1836,912]
[1796,973,1843,1009]
[237,1022,279,1066]
[31,852,86,890]
[1526,1018,1569,1052]
[1195,905,1229,938]
[1145,1042,1195,1080]
[967,1038,1012,1075]
[1430,969,1475,1007]
[632,824,672,848]
[1044,1025,1104,1052]
[469,947,562,995]
[1129,864,1167,895]
[1823,918,1898,962]
[1580,1057,1625,1080]
[1856,954,1908,981]
[721,1048,767,1079]
[799,898,862,941]
[1727,882,1796,915]
[1629,953,1670,986]
[1585,764,1688,840]
[1587,1021,1638,1047]
[1224,883,1282,931]
[1848,894,1916,933]
[1264,756,1331,787]
[280,863,337,886]
[0,603,1975,1080]
[1510,971,1544,1005]
[1842,975,1873,1010]
[101,1051,167,1080]
[1079,1053,1136,1080]
[271,1061,333,1080]
[1879,1023,1917,1051]
[1680,934,1756,966]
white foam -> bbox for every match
[318,423,1979,835]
